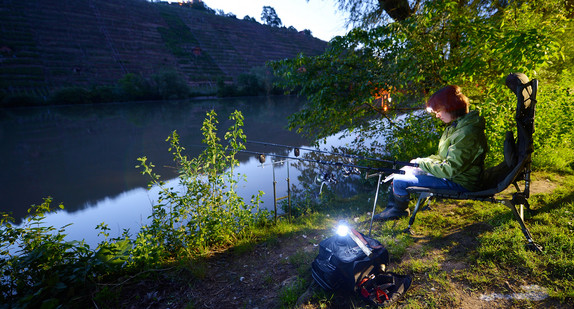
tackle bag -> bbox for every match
[311,228,411,307]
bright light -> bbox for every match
[426,107,434,113]
[336,223,349,237]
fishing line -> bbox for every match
[176,142,409,175]
[238,149,405,175]
[245,140,417,168]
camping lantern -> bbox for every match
[335,221,373,258]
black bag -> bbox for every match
[311,228,388,292]
[311,228,411,307]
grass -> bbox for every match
[274,171,574,308]
[85,174,572,308]
[4,170,572,308]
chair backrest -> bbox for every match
[500,73,538,196]
[479,73,538,194]
[505,73,538,163]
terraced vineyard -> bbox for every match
[0,0,327,95]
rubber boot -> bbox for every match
[372,194,410,221]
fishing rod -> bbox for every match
[185,142,410,175]
[245,140,418,168]
[239,149,405,176]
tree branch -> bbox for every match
[378,0,414,21]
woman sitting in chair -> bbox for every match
[374,85,488,221]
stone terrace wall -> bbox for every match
[0,0,327,95]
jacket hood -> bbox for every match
[454,110,485,130]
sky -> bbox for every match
[188,0,350,42]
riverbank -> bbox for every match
[101,170,574,308]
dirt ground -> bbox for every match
[117,177,570,309]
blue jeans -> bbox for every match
[392,173,469,197]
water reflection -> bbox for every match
[0,96,308,224]
[1,96,384,246]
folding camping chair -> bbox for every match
[404,73,543,252]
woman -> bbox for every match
[374,85,488,221]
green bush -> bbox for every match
[0,199,106,307]
[0,93,43,107]
[48,86,91,105]
[88,84,122,103]
[150,69,190,100]
[236,72,263,96]
[0,110,272,306]
[136,110,269,258]
[118,73,159,101]
[217,66,284,97]
[216,78,239,97]
[531,76,574,172]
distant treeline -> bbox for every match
[0,66,285,107]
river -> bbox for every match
[1,96,366,246]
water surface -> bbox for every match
[1,96,365,245]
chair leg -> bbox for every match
[512,192,532,214]
[503,198,543,253]
[404,193,431,235]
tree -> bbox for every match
[335,0,416,26]
[261,6,282,27]
[333,0,567,28]
[271,0,572,163]
[243,15,257,22]
[180,0,216,14]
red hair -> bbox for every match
[427,85,469,117]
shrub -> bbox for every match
[0,93,43,107]
[218,66,283,97]
[118,73,158,101]
[531,75,574,172]
[150,69,190,100]
[216,78,238,97]
[88,84,122,103]
[136,110,268,258]
[237,72,263,96]
[48,86,91,105]
[0,111,272,306]
[0,198,105,307]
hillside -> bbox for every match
[0,0,328,96]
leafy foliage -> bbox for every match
[136,110,269,258]
[1,93,44,107]
[261,6,282,27]
[531,75,574,172]
[0,110,271,307]
[271,0,571,167]
[151,69,191,100]
[217,66,282,97]
[47,86,92,105]
[0,198,106,307]
[176,0,216,14]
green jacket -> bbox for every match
[417,110,488,191]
